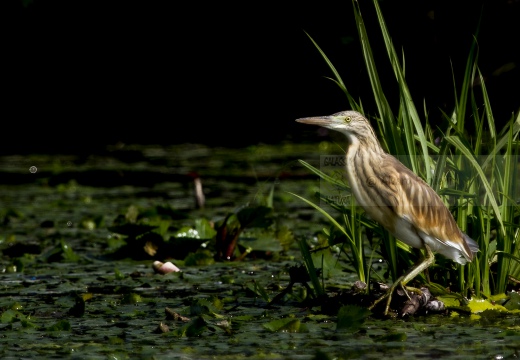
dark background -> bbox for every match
[3,0,519,155]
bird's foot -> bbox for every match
[367,290,392,315]
[368,281,399,315]
[400,285,423,301]
[368,282,423,316]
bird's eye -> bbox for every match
[345,116,351,123]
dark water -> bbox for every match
[0,144,518,359]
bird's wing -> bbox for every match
[378,155,470,253]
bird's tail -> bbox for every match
[463,233,479,258]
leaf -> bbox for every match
[171,316,207,337]
[194,218,217,239]
[298,160,349,190]
[276,225,295,251]
[207,318,232,334]
[263,318,304,333]
[189,297,223,317]
[245,280,270,302]
[1,309,19,324]
[152,219,171,238]
[39,240,82,263]
[288,192,357,251]
[47,320,71,331]
[373,0,431,182]
[239,231,284,253]
[336,305,371,333]
[304,32,360,110]
[114,268,125,280]
[467,298,508,313]
[125,205,139,223]
[60,240,80,262]
[311,247,343,279]
[184,316,208,337]
[445,135,505,235]
[143,240,158,257]
[436,295,464,308]
[21,318,37,328]
[121,293,143,305]
[373,332,407,342]
[504,292,520,311]
[184,250,215,266]
[10,302,23,311]
[298,239,324,297]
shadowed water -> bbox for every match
[0,144,518,359]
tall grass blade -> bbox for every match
[481,114,520,170]
[454,33,480,132]
[289,192,366,283]
[495,117,517,293]
[298,239,325,297]
[444,136,505,235]
[298,160,349,190]
[372,0,431,183]
[304,32,360,111]
[351,1,406,163]
[478,68,496,139]
[431,134,451,193]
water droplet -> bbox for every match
[29,166,37,173]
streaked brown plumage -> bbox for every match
[296,110,478,314]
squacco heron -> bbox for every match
[296,110,479,315]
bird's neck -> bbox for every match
[345,133,385,160]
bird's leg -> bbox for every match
[369,244,435,315]
[401,285,424,300]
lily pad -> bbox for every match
[467,298,508,313]
[336,305,371,333]
[263,317,307,333]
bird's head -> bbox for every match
[296,110,378,145]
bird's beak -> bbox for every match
[295,116,337,127]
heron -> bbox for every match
[296,110,479,315]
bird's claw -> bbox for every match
[368,282,424,315]
[399,285,423,300]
